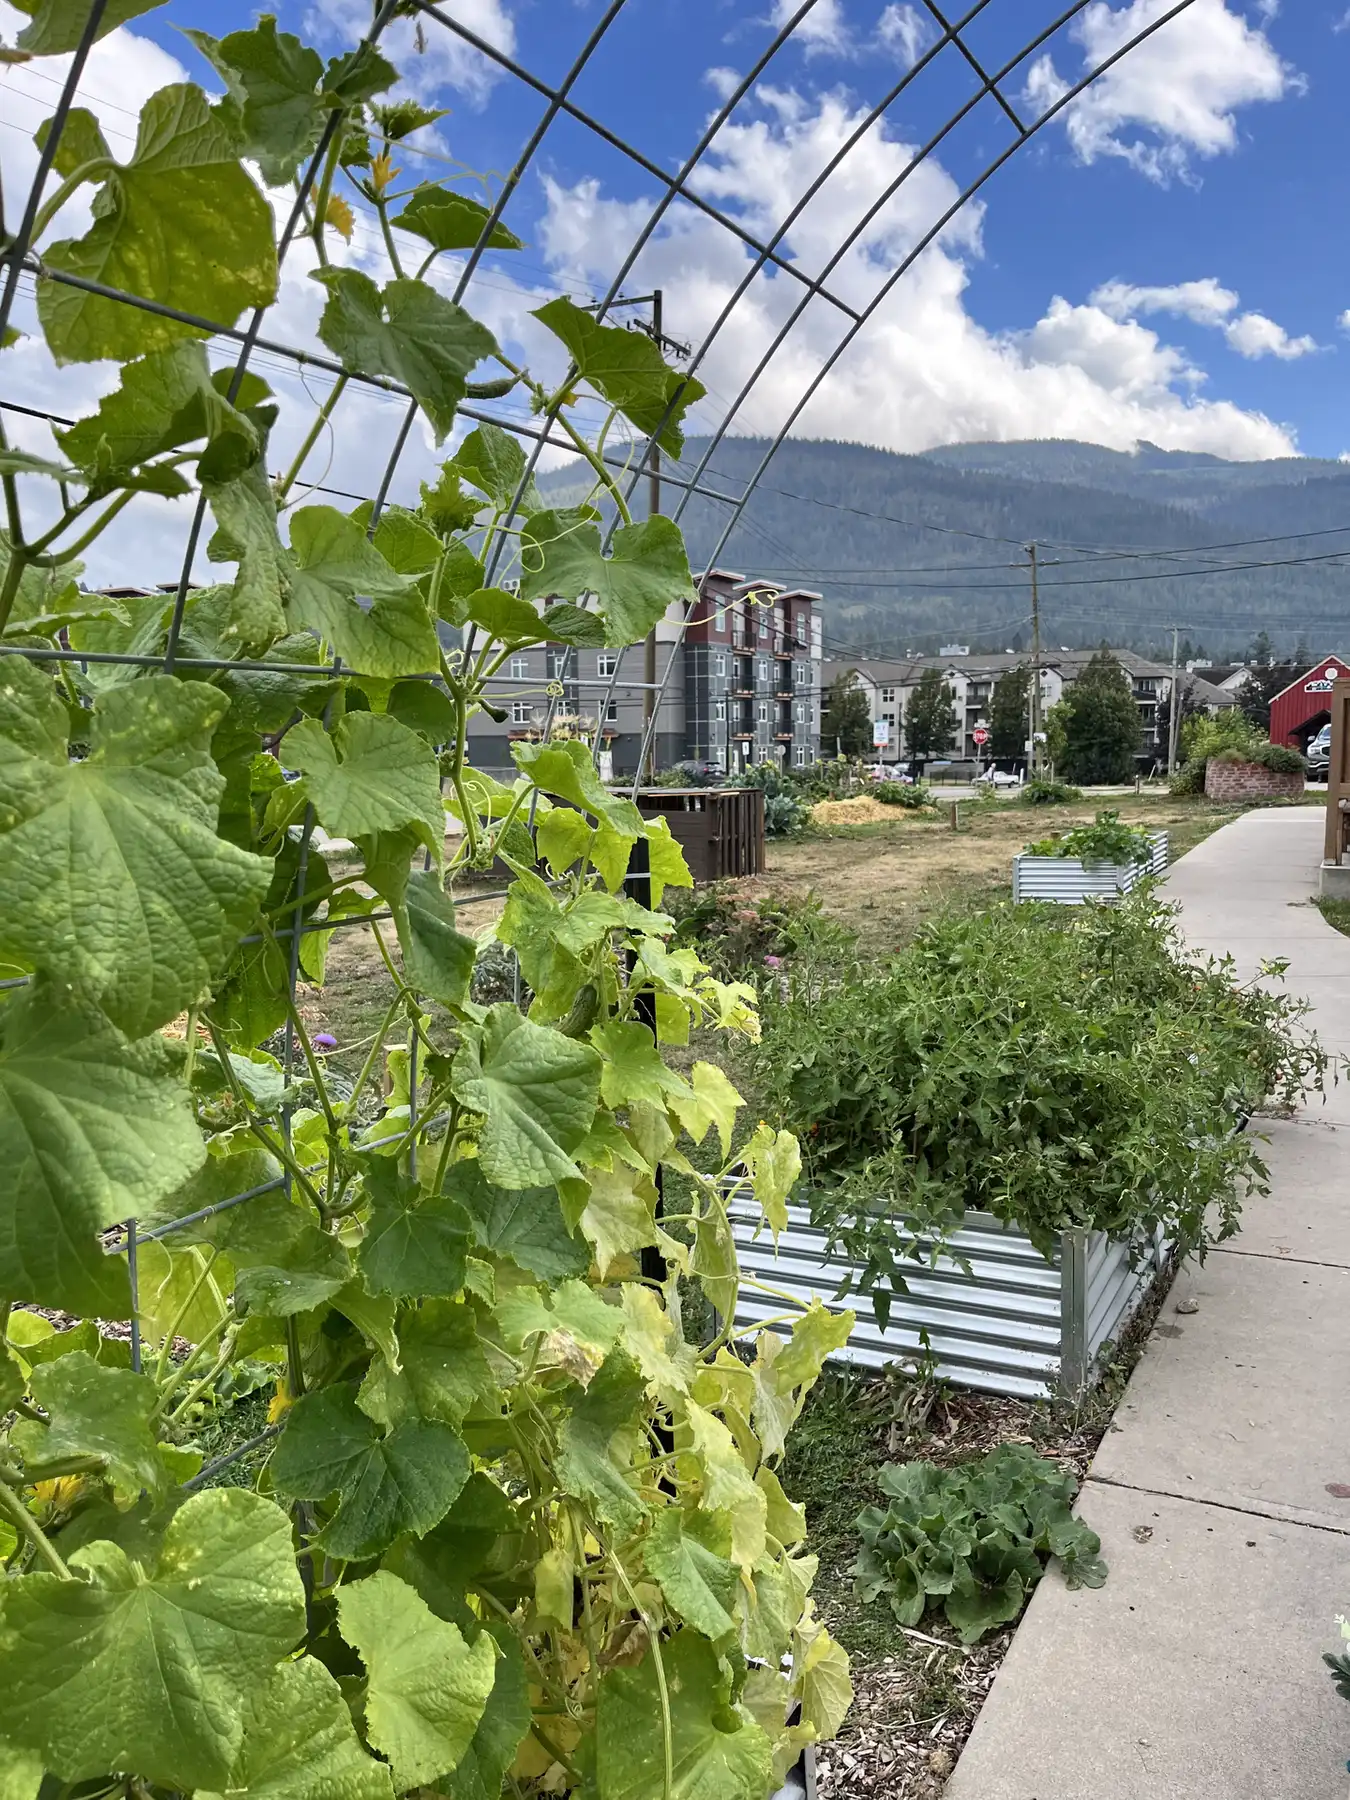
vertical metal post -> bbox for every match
[642,290,663,785]
[126,1218,141,1373]
[623,835,666,1285]
[1059,1228,1089,1396]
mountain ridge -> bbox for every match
[538,436,1350,659]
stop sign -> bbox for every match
[972,726,989,746]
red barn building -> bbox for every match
[1269,655,1350,749]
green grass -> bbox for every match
[1314,896,1350,939]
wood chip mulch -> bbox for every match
[816,1626,1010,1799]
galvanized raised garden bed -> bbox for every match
[1012,830,1168,905]
[728,1197,1168,1400]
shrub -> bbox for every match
[1172,710,1262,794]
[1023,809,1152,866]
[668,887,853,974]
[854,1445,1106,1643]
[1212,742,1306,775]
[875,780,935,809]
[1020,778,1082,805]
[751,894,1326,1301]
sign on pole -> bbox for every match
[872,719,890,748]
[972,725,989,747]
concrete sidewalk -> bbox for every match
[947,808,1350,1800]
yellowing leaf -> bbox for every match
[683,1399,766,1569]
[579,1163,660,1279]
[742,1122,801,1242]
[620,1283,693,1399]
[534,1545,574,1631]
[669,1061,742,1158]
[792,1605,853,1742]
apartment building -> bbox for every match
[829,648,1232,765]
[464,570,823,776]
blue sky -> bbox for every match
[2,0,1348,580]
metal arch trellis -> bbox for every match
[0,0,1197,1409]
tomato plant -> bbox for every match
[0,7,852,1794]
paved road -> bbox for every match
[946,807,1350,1800]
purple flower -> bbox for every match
[313,1032,337,1050]
[763,954,783,969]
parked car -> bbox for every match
[1306,725,1331,779]
[976,767,1023,789]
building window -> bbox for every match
[795,615,807,645]
[883,711,895,730]
[509,655,529,679]
[794,702,805,723]
[794,662,809,686]
[758,614,768,637]
[715,698,726,721]
[596,652,618,678]
[794,743,807,767]
[757,701,768,723]
[758,658,769,681]
[715,653,726,677]
[603,702,618,723]
[881,686,896,704]
[510,700,531,725]
[547,650,567,678]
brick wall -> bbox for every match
[1204,759,1305,803]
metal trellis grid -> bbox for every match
[0,0,1199,1365]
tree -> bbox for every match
[1058,651,1141,784]
[989,666,1030,759]
[1249,629,1275,667]
[821,671,873,756]
[905,668,958,759]
[1237,662,1292,733]
[1155,675,1203,763]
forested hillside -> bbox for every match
[539,437,1350,659]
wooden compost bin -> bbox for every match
[634,786,765,883]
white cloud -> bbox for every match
[876,3,932,66]
[536,86,1295,464]
[1333,5,1350,29]
[1093,277,1239,326]
[1221,310,1317,359]
[1091,277,1318,358]
[304,0,516,105]
[770,0,852,56]
[704,66,742,101]
[1339,310,1350,332]
[1027,0,1297,184]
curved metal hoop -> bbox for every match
[0,0,1201,1272]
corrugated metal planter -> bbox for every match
[1012,831,1168,905]
[728,1196,1168,1400]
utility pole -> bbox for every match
[588,292,690,785]
[1027,542,1042,775]
[1167,624,1182,776]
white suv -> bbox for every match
[1307,724,1331,779]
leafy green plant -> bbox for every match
[853,1445,1106,1643]
[752,894,1326,1308]
[1023,809,1153,865]
[1212,741,1306,775]
[1325,1616,1350,1703]
[1020,778,1082,806]
[668,888,852,976]
[0,12,851,1796]
[1170,711,1261,794]
[874,780,935,809]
